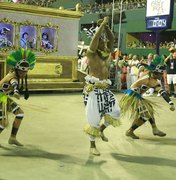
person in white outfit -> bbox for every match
[129,55,139,84]
[83,17,121,156]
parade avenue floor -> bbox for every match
[0,93,176,180]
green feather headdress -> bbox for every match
[137,55,165,73]
[6,48,36,71]
[147,55,165,73]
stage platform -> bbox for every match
[0,93,176,180]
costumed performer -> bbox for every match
[120,56,175,139]
[83,17,121,156]
[0,48,36,146]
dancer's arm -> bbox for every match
[88,17,108,53]
[10,78,20,99]
[164,54,172,63]
[156,87,175,111]
[104,25,115,50]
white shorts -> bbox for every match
[167,74,176,84]
[84,89,121,128]
[83,75,121,128]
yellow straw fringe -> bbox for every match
[120,93,157,120]
[83,124,101,137]
[104,114,121,127]
[84,83,109,94]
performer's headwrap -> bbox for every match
[6,48,36,100]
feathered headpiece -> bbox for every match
[137,55,165,73]
[148,55,165,73]
[6,48,36,71]
[6,48,36,100]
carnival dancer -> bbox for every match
[0,48,36,146]
[120,56,175,139]
[83,17,121,156]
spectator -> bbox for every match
[165,51,176,98]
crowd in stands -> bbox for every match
[78,47,176,98]
[0,0,57,7]
[82,0,146,14]
[2,0,176,11]
[127,40,176,49]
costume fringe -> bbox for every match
[83,124,101,137]
[120,90,157,120]
[104,114,121,127]
[84,82,109,94]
